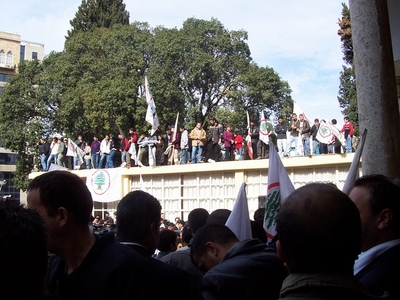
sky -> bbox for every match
[0,0,349,126]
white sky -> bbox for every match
[0,0,349,125]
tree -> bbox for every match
[0,55,62,190]
[150,18,292,129]
[67,0,130,39]
[337,3,358,136]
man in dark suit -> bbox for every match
[349,175,400,298]
[116,190,190,298]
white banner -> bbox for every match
[86,168,122,203]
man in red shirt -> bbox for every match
[341,117,354,153]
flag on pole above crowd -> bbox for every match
[293,101,311,123]
[245,111,253,159]
[225,182,252,241]
[264,141,295,242]
[145,76,159,136]
[259,111,270,145]
[342,129,367,195]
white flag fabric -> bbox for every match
[139,174,147,192]
[66,138,85,165]
[342,129,367,195]
[246,111,253,159]
[145,76,160,136]
[225,182,252,241]
[316,120,335,144]
[172,113,179,143]
[259,114,270,145]
[86,168,122,203]
[293,101,311,123]
[264,141,295,242]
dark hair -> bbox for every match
[351,174,400,234]
[206,209,231,225]
[157,229,178,252]
[181,223,193,244]
[188,208,209,235]
[28,171,93,225]
[314,118,319,122]
[190,224,238,264]
[116,190,161,243]
[331,119,337,124]
[0,200,48,298]
[253,207,265,227]
[276,183,361,274]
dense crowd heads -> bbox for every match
[38,115,355,171]
[14,168,399,299]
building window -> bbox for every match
[20,45,25,61]
[32,52,38,60]
[0,73,9,82]
[0,50,5,65]
[6,51,13,66]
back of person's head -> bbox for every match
[0,200,48,299]
[158,229,178,252]
[276,183,361,274]
[116,190,161,244]
[253,207,265,227]
[188,208,209,235]
[28,171,93,226]
[206,209,231,225]
[190,224,239,267]
[331,119,337,124]
[351,174,400,235]
[181,223,193,244]
[251,220,268,243]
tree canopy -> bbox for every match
[68,0,130,38]
[0,12,293,190]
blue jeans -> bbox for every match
[180,149,188,164]
[191,145,203,163]
[92,153,100,168]
[40,154,48,171]
[99,153,108,168]
[345,136,352,153]
[302,137,311,155]
[107,150,116,168]
[285,136,298,156]
[236,148,243,160]
[313,140,320,155]
[120,150,126,164]
[47,154,58,170]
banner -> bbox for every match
[264,141,295,242]
[86,168,122,203]
[145,76,160,136]
[225,182,252,241]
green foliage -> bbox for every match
[68,0,130,39]
[337,2,358,136]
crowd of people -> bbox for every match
[38,115,355,171]
[2,170,399,299]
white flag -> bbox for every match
[66,138,85,165]
[259,113,270,145]
[86,168,122,203]
[225,182,252,241]
[172,112,179,143]
[139,174,147,192]
[145,76,159,136]
[264,141,295,242]
[342,129,367,195]
[316,120,334,144]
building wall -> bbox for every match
[28,154,358,222]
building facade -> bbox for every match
[0,31,44,200]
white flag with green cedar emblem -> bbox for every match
[264,141,295,242]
